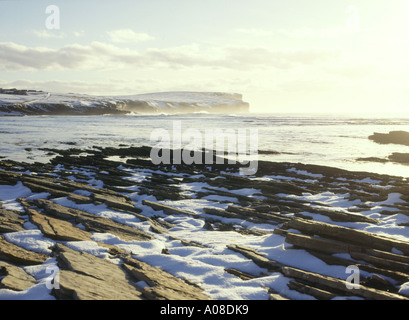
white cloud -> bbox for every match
[32,30,66,39]
[107,29,154,43]
[0,41,134,71]
[74,30,85,37]
[0,79,155,95]
[0,41,339,72]
[32,30,87,39]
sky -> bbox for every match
[0,0,409,113]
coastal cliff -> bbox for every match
[0,89,250,116]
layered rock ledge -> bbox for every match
[1,146,409,300]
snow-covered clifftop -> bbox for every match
[0,90,250,116]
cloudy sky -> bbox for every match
[1,0,408,113]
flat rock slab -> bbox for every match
[27,208,92,242]
[92,192,142,214]
[33,199,153,242]
[282,266,409,300]
[122,256,212,300]
[0,236,48,266]
[0,208,25,234]
[53,244,143,300]
[0,261,37,291]
[0,170,21,185]
[52,243,211,300]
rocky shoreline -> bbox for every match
[1,146,409,300]
[357,131,409,165]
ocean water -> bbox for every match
[1,113,409,177]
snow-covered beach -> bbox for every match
[2,0,409,306]
[0,143,409,300]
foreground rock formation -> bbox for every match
[0,146,409,300]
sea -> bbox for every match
[1,112,409,178]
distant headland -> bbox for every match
[0,89,250,116]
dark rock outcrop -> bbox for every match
[389,153,409,164]
[369,131,409,146]
[358,131,409,165]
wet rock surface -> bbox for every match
[0,146,409,300]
